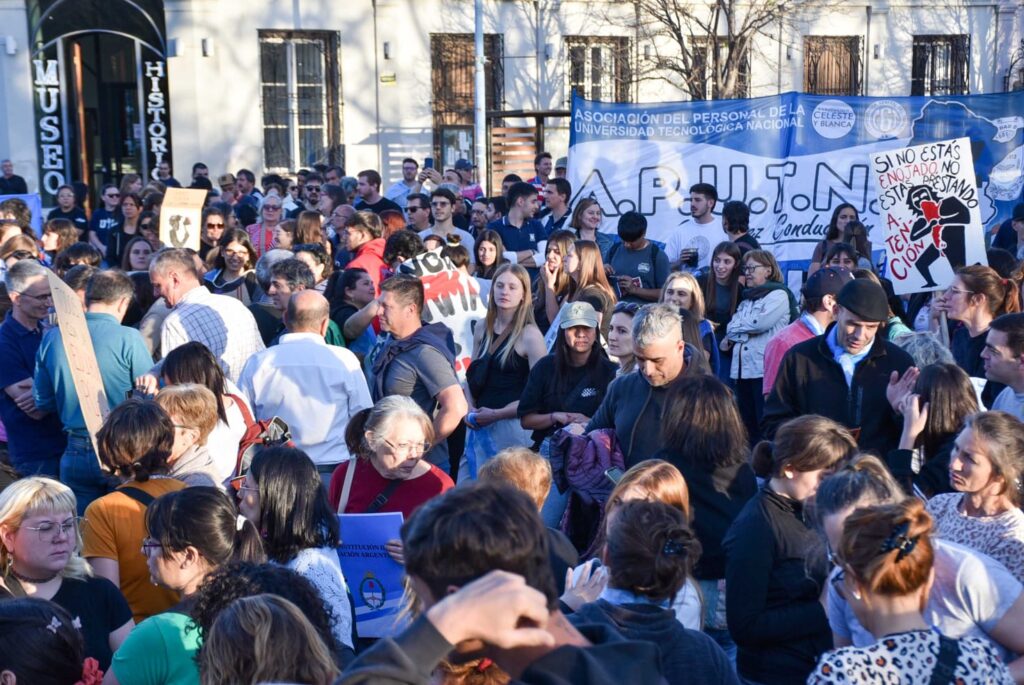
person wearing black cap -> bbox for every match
[762,267,854,396]
[762,279,914,455]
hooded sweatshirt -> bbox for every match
[570,600,738,685]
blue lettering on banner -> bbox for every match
[568,92,1024,273]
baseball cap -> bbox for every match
[555,157,568,170]
[454,159,475,171]
[560,301,600,329]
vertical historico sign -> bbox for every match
[143,59,173,180]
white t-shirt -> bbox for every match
[991,386,1024,422]
[663,216,725,271]
[827,539,1022,662]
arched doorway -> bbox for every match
[28,0,171,205]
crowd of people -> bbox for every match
[0,153,1022,685]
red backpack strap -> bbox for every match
[226,393,256,429]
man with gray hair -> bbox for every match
[585,303,705,466]
[35,269,153,510]
[0,260,64,476]
[146,247,264,382]
[238,290,371,478]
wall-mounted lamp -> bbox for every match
[3,36,16,56]
[873,44,881,59]
[383,41,391,60]
[201,38,214,58]
[786,45,792,61]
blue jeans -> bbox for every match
[60,434,117,515]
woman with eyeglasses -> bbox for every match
[198,207,227,262]
[238,446,356,652]
[106,192,143,268]
[81,399,187,623]
[137,211,160,250]
[723,250,797,444]
[813,455,1024,678]
[934,264,1021,407]
[203,228,259,304]
[329,395,454,519]
[808,498,1013,684]
[0,477,133,671]
[246,193,285,258]
[104,487,264,685]
[723,415,856,685]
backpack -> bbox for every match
[226,393,294,478]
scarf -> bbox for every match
[741,281,799,323]
[826,326,871,388]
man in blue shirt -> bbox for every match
[488,181,547,278]
[0,261,65,477]
[35,269,155,512]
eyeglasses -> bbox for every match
[945,287,974,297]
[263,205,282,211]
[742,265,767,274]
[305,185,322,192]
[23,517,81,542]
[104,193,120,198]
[380,438,430,457]
[139,223,153,230]
[18,290,53,302]
[206,222,225,229]
[141,537,163,553]
[408,206,426,212]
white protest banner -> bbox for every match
[159,187,205,250]
[46,272,109,459]
[398,250,485,381]
[870,137,987,295]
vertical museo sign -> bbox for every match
[33,54,67,203]
[143,59,173,180]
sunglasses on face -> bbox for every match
[305,185,322,192]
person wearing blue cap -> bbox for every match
[762,279,915,455]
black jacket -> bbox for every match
[723,487,831,685]
[761,325,914,456]
[336,614,666,685]
[652,449,756,580]
[570,600,739,685]
[885,433,958,499]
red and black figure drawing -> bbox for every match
[906,184,969,288]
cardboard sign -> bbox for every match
[398,250,486,380]
[159,187,205,250]
[336,512,407,638]
[46,272,109,458]
[870,137,987,295]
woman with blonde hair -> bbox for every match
[563,459,702,629]
[723,249,797,444]
[808,499,1013,684]
[463,263,547,479]
[534,229,577,332]
[199,594,338,685]
[246,193,285,257]
[0,477,133,670]
[569,197,616,261]
[661,271,718,374]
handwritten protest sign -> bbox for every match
[398,250,485,381]
[159,188,205,251]
[46,272,109,459]
[337,512,407,638]
[871,137,987,295]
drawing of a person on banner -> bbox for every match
[907,184,970,288]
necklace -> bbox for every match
[9,567,59,584]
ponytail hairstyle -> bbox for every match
[146,487,266,568]
[751,415,857,479]
[0,598,96,685]
[960,411,1024,506]
[96,398,174,481]
[810,454,903,530]
[956,264,1022,317]
[839,499,934,597]
[604,500,701,602]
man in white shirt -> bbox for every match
[385,158,422,211]
[238,290,372,478]
[421,188,475,261]
[149,248,265,382]
[665,182,724,272]
[982,313,1024,419]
